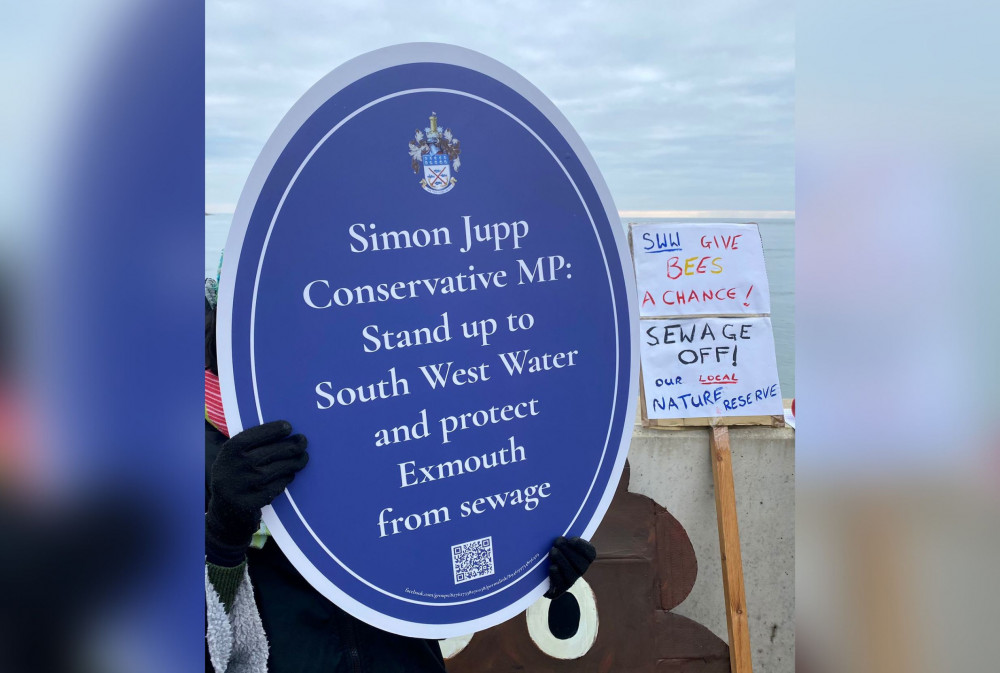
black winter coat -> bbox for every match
[207,421,446,673]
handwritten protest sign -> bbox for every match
[631,222,782,422]
[217,44,638,638]
[639,317,782,419]
[633,222,770,317]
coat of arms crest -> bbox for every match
[408,112,461,194]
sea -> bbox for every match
[206,214,794,396]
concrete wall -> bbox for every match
[626,423,795,673]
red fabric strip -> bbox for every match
[205,369,230,438]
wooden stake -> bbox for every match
[710,426,754,673]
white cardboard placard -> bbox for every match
[640,317,782,419]
[632,222,770,317]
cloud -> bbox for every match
[206,0,793,212]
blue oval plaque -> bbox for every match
[217,44,638,638]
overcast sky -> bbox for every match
[206,0,793,216]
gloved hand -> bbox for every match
[545,536,597,599]
[206,420,308,566]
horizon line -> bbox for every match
[207,206,795,219]
[618,209,795,219]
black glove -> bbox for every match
[206,420,308,566]
[545,536,597,599]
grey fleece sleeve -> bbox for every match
[206,562,269,673]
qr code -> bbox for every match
[452,536,495,584]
